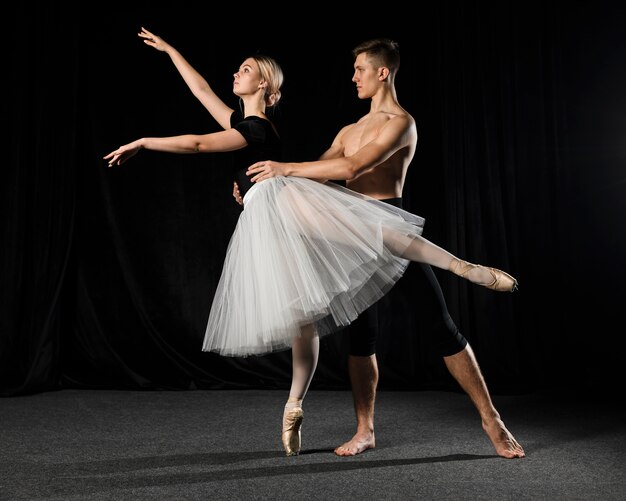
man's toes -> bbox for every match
[334,446,355,456]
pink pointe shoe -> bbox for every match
[449,258,518,292]
[281,407,304,456]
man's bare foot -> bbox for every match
[334,431,375,456]
[483,417,525,458]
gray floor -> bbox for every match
[1,389,625,500]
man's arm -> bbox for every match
[247,116,414,183]
[232,125,349,204]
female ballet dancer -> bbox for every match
[104,28,517,457]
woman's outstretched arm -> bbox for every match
[103,128,247,167]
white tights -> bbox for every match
[287,324,319,402]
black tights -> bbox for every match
[347,198,467,358]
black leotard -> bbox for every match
[230,110,282,199]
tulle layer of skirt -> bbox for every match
[202,177,425,357]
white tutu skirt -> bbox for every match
[202,177,425,356]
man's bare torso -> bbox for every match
[342,110,416,200]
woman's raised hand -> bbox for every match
[138,27,170,52]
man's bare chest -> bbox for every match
[343,121,381,155]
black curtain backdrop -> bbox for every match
[3,3,625,397]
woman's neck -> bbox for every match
[241,96,266,118]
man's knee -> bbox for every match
[428,315,468,358]
[347,320,378,356]
[438,330,468,357]
[348,340,377,357]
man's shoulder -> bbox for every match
[379,110,415,134]
[389,107,414,122]
[342,110,415,135]
[371,106,413,121]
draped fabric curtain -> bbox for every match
[2,5,80,395]
[436,3,569,389]
[4,4,623,397]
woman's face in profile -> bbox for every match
[233,58,263,97]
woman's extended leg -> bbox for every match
[276,181,516,292]
[387,231,517,292]
[282,323,319,456]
